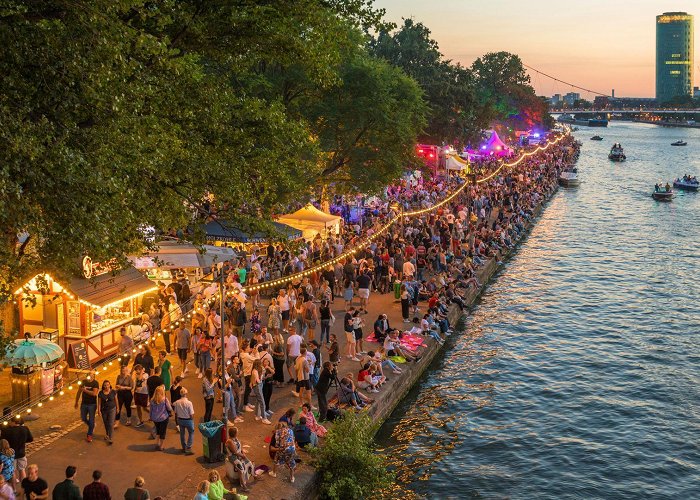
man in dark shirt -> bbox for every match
[21,464,48,500]
[356,271,371,313]
[82,470,111,500]
[146,366,163,398]
[51,465,81,500]
[1,416,33,483]
[315,362,335,422]
[74,377,99,442]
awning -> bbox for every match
[205,220,302,243]
[277,204,342,239]
[69,267,157,308]
[129,242,236,270]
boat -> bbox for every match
[652,190,674,201]
[591,135,603,141]
[673,176,699,191]
[671,140,687,146]
[558,168,579,187]
[652,183,674,201]
[608,143,626,162]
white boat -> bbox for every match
[558,168,580,187]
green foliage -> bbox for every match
[312,412,395,500]
[307,52,428,193]
[370,19,491,148]
[471,51,551,132]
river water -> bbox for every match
[376,122,700,499]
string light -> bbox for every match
[4,132,568,422]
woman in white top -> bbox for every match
[277,289,290,333]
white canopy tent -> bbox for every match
[277,204,342,240]
[445,154,470,171]
[129,241,236,270]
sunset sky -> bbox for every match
[374,0,699,98]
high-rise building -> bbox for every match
[656,12,694,103]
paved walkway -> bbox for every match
[9,283,441,499]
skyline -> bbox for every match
[374,0,699,98]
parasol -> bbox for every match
[3,337,65,367]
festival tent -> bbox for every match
[277,203,342,240]
[446,154,470,171]
[481,130,512,155]
[204,220,301,244]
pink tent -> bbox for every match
[482,130,510,155]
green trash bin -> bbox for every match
[199,420,225,463]
[393,280,401,300]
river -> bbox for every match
[376,121,700,499]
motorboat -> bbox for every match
[652,184,674,201]
[558,168,580,187]
[591,135,603,141]
[671,140,687,146]
[673,176,699,191]
[608,143,626,162]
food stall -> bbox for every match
[14,262,157,368]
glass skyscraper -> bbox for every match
[656,12,694,103]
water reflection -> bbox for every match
[377,122,700,499]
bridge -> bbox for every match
[553,109,700,115]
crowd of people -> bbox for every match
[0,134,579,499]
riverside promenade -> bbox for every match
[7,186,558,499]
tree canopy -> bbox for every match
[371,19,492,148]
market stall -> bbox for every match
[14,262,157,368]
[2,335,66,405]
[276,203,342,240]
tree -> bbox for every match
[471,51,552,132]
[370,19,490,148]
[305,53,427,193]
[0,0,402,346]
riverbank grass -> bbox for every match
[312,412,394,499]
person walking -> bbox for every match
[96,381,117,445]
[174,323,191,377]
[118,327,134,368]
[51,465,80,500]
[250,360,271,425]
[201,368,217,423]
[294,347,311,408]
[115,365,134,427]
[261,356,275,419]
[191,326,203,378]
[149,386,172,451]
[172,388,195,455]
[157,351,173,391]
[0,417,32,487]
[81,470,110,500]
[132,365,149,428]
[74,375,99,443]
[316,362,334,422]
[133,345,154,375]
[318,299,333,346]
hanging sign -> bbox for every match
[82,256,118,279]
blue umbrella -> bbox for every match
[3,337,65,367]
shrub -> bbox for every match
[312,411,394,500]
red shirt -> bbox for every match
[428,296,439,309]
